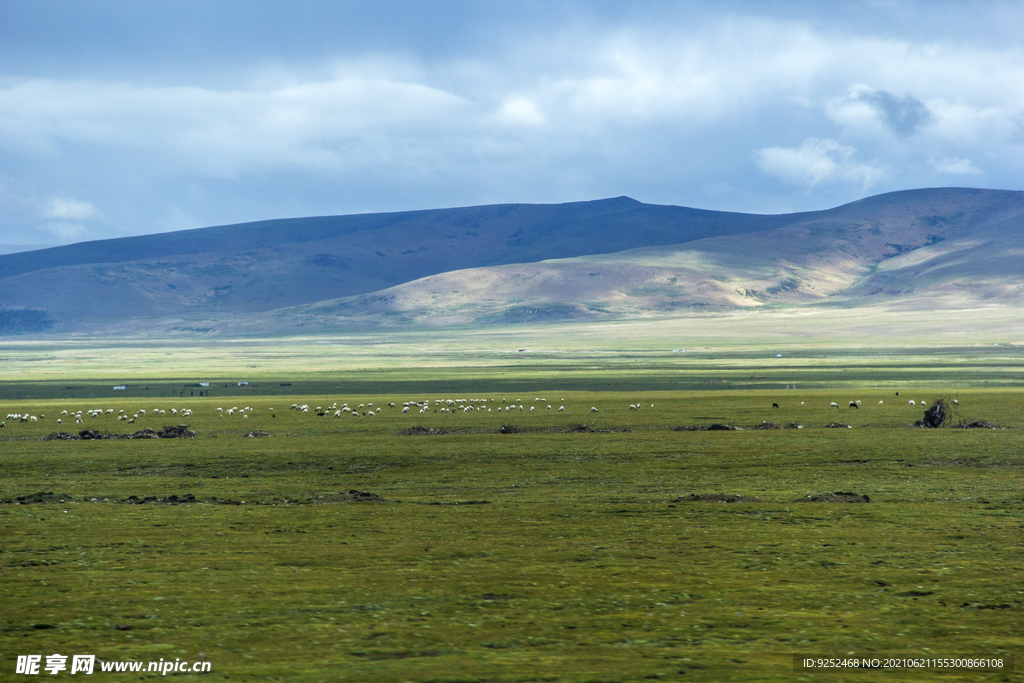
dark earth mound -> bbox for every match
[797,491,871,503]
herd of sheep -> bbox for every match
[1,394,950,429]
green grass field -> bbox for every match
[1,335,1022,681]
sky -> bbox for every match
[1,0,1023,249]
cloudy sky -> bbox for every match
[2,0,1022,249]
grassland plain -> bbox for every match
[1,374,1022,682]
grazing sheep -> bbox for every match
[772,403,779,409]
[830,402,839,408]
[849,401,859,409]
[591,407,599,413]
[558,406,565,412]
[908,400,916,406]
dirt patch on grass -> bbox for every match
[3,491,75,504]
[315,490,390,503]
[399,425,451,436]
[672,423,742,431]
[244,430,274,437]
[954,420,1003,429]
[673,493,762,503]
[796,491,870,503]
[821,422,852,429]
[41,425,196,440]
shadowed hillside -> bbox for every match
[0,188,1021,334]
[262,187,1024,330]
[0,197,795,332]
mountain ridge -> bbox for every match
[1,187,1021,334]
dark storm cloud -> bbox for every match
[856,89,932,137]
[1,1,1022,247]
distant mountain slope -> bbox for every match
[263,187,1024,329]
[0,197,798,332]
[0,188,1021,334]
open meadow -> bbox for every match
[1,325,1022,682]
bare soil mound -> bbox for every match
[41,425,196,440]
[797,491,870,503]
[672,423,742,431]
[955,420,1002,429]
[400,425,451,436]
[673,493,762,503]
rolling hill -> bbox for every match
[1,188,1021,335]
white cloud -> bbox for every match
[931,157,982,175]
[41,197,96,220]
[755,138,885,191]
[2,5,1024,243]
[494,96,546,127]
